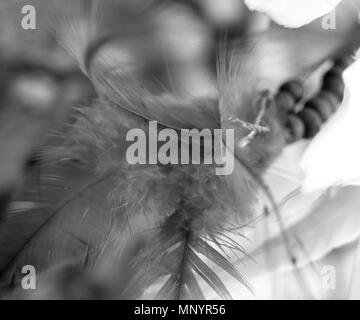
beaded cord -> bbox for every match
[275,56,354,143]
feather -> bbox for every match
[53,0,360,131]
[0,160,116,293]
[53,0,221,130]
[128,204,251,300]
[1,0,360,300]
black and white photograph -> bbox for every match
[0,0,360,304]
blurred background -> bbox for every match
[0,0,360,299]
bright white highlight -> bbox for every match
[245,0,341,28]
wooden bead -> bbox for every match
[322,82,344,101]
[285,114,305,143]
[317,91,340,111]
[324,68,343,80]
[280,80,303,103]
[323,69,343,83]
[322,70,345,101]
[297,108,323,138]
[274,91,296,112]
[305,96,333,121]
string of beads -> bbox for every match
[274,56,354,143]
